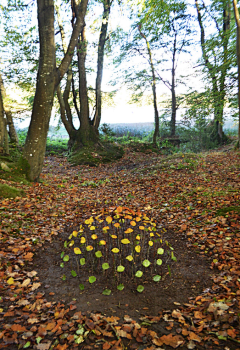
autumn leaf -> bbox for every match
[11,324,27,332]
[74,247,82,254]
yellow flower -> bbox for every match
[136,235,140,240]
[103,226,109,231]
[111,235,117,239]
[86,245,93,251]
[135,217,141,222]
[150,232,154,237]
[90,226,96,230]
[99,240,106,245]
[91,234,98,240]
[148,241,153,246]
[114,223,120,228]
[72,231,78,237]
[80,237,86,244]
[139,226,145,230]
[112,248,119,253]
[130,221,136,226]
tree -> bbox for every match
[23,0,88,181]
[56,0,113,149]
[112,0,191,142]
[195,0,234,144]
[138,25,159,145]
[232,0,240,147]
[0,72,19,145]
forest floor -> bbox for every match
[0,146,240,350]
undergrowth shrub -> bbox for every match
[60,206,176,295]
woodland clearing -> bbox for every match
[0,146,240,350]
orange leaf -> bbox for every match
[160,334,184,348]
[23,252,34,260]
[11,324,27,332]
[103,342,111,350]
[116,206,123,213]
[189,332,201,342]
[45,322,56,331]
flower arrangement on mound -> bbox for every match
[60,206,177,294]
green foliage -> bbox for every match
[45,138,68,155]
[0,183,25,198]
[60,207,176,294]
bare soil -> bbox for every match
[28,226,213,322]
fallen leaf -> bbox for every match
[32,282,41,291]
[36,341,52,350]
[11,324,27,332]
[28,318,39,324]
[160,334,184,348]
[21,278,31,287]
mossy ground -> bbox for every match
[69,141,124,166]
[0,154,29,184]
[0,183,25,198]
[126,141,160,153]
[216,206,240,216]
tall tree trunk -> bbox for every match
[233,0,240,147]
[170,31,177,137]
[23,0,88,181]
[93,0,111,130]
[76,27,98,146]
[56,0,76,142]
[0,86,5,151]
[0,72,19,145]
[138,26,159,145]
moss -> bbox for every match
[69,142,124,166]
[0,157,30,184]
[216,206,240,216]
[127,141,159,153]
[0,184,25,199]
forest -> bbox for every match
[0,0,240,349]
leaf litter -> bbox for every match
[0,149,240,349]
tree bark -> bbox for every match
[0,85,5,151]
[23,0,88,181]
[170,30,177,137]
[232,0,240,147]
[0,72,19,145]
[138,26,159,145]
[76,27,99,146]
[93,0,111,130]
